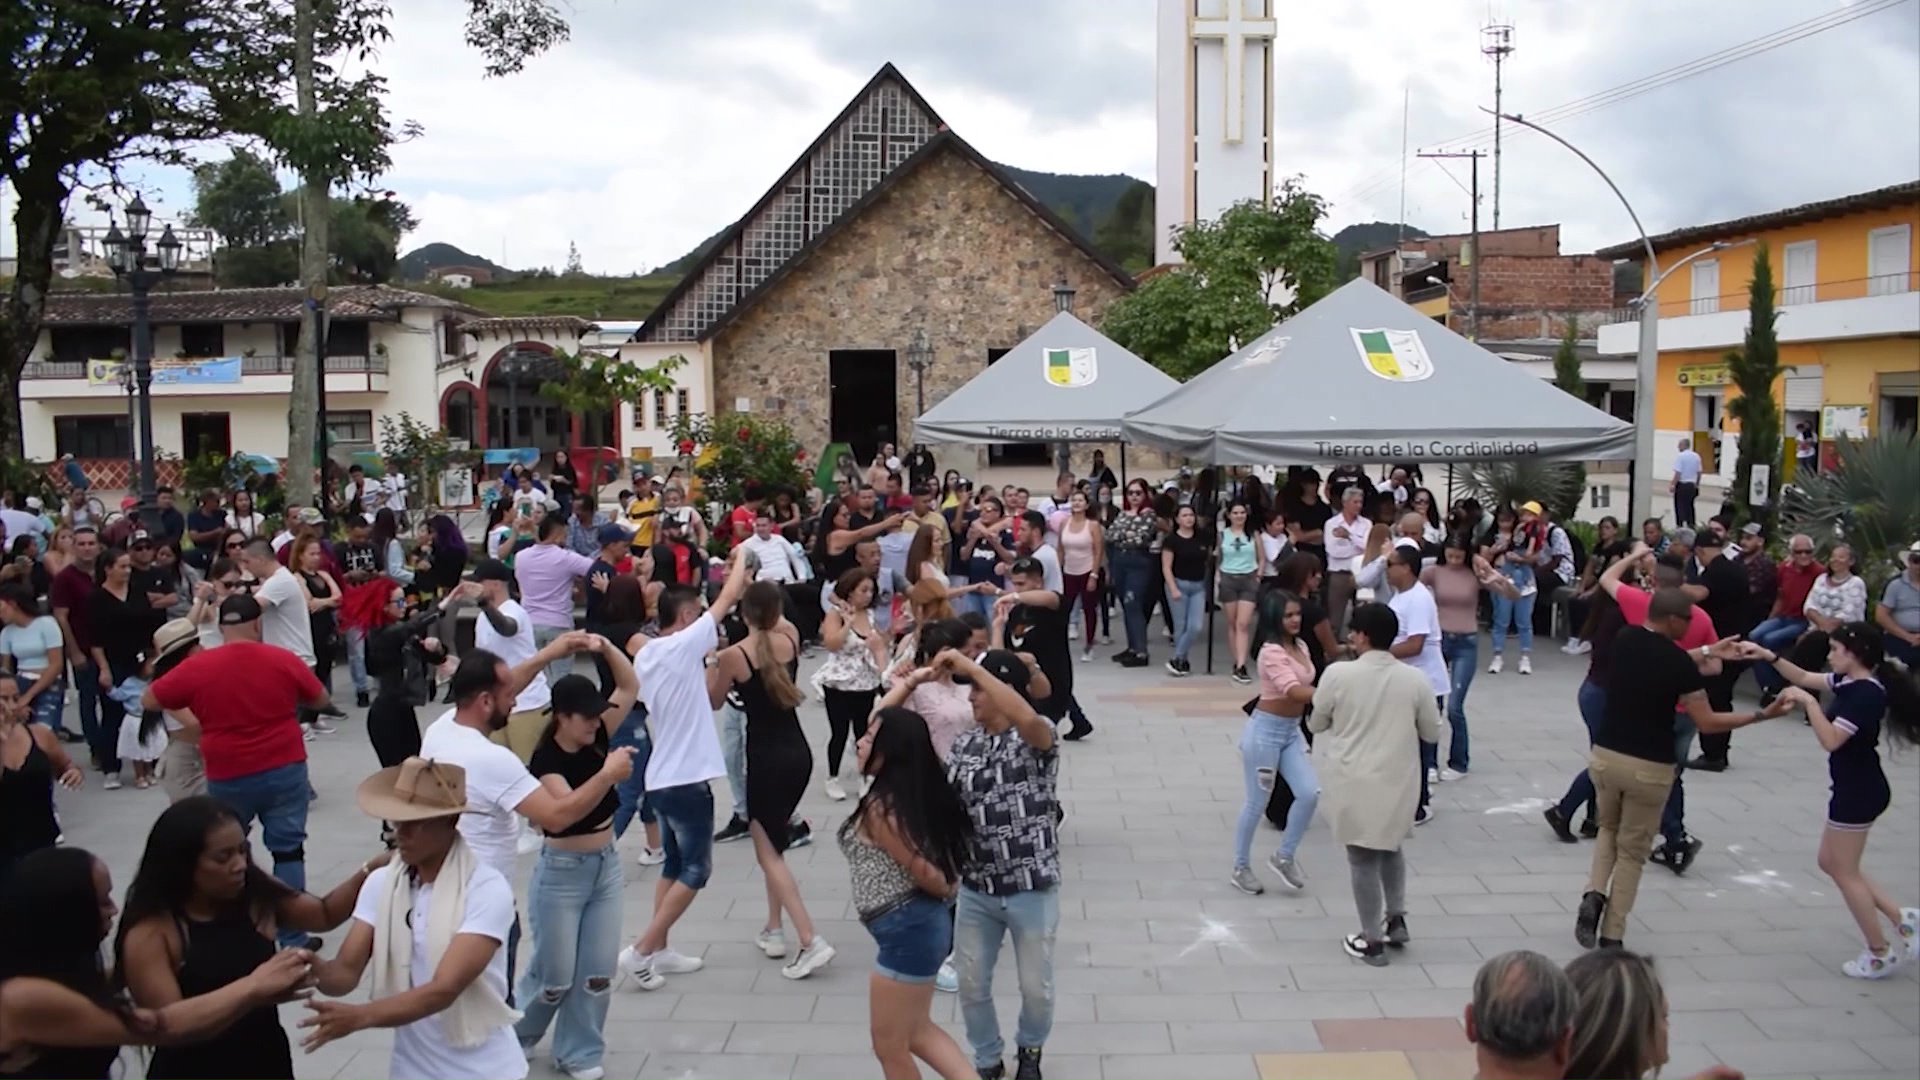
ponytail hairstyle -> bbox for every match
[1829,621,1920,746]
[740,581,803,709]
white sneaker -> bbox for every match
[1897,906,1919,960]
[824,776,847,801]
[653,948,704,974]
[755,928,788,958]
[1842,946,1902,980]
[102,774,123,791]
[616,946,665,990]
[781,935,835,980]
[635,846,665,867]
[310,717,338,734]
[1080,648,1093,663]
[1438,767,1464,782]
[1566,638,1592,655]
[1487,655,1504,674]
[1426,767,1440,785]
[935,957,959,992]
[1518,654,1533,675]
[302,727,317,742]
[1560,638,1582,654]
[561,1067,605,1080]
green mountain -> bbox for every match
[997,165,1144,237]
[397,242,511,282]
[1330,222,1431,280]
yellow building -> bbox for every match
[1596,181,1918,511]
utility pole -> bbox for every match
[1418,150,1485,340]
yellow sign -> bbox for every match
[1677,363,1731,388]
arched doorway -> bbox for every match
[441,382,478,446]
[483,343,566,453]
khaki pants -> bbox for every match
[1585,745,1675,940]
[490,707,550,765]
[158,737,207,803]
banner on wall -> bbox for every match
[86,356,244,387]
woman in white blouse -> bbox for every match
[1805,544,1869,632]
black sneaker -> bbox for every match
[1342,933,1388,967]
[1575,890,1607,949]
[788,819,813,849]
[1757,686,1779,710]
[1110,648,1132,663]
[1685,755,1728,773]
[1118,651,1149,668]
[1579,818,1599,839]
[1543,806,1578,844]
[979,1062,1007,1080]
[355,690,370,708]
[1166,658,1188,677]
[54,728,84,744]
[1014,1046,1044,1080]
[1230,665,1252,685]
[1063,717,1093,741]
[713,815,750,843]
[1666,835,1703,875]
[1384,914,1410,947]
[1598,937,1624,949]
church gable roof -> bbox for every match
[636,64,946,343]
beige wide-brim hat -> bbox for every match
[152,617,200,664]
[356,757,472,822]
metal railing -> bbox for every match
[1593,272,1917,325]
[23,354,390,380]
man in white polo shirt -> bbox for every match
[1669,438,1704,529]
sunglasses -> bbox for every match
[225,541,245,549]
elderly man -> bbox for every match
[1464,950,1575,1080]
[1750,532,1822,700]
[1324,485,1370,637]
[1876,541,1920,668]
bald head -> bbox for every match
[1465,950,1576,1077]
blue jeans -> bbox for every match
[1169,577,1206,662]
[1557,680,1609,821]
[71,659,102,756]
[206,760,309,947]
[950,590,992,622]
[16,674,70,736]
[1234,710,1317,867]
[1440,632,1477,771]
[514,842,624,1073]
[1661,713,1696,847]
[954,885,1059,1069]
[651,782,714,889]
[343,626,368,695]
[1111,551,1155,655]
[718,701,747,821]
[608,705,655,836]
[1488,566,1536,654]
[1748,616,1808,692]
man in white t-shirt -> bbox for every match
[1032,470,1074,548]
[452,559,553,762]
[1669,438,1704,529]
[306,758,527,1080]
[241,538,315,666]
[418,631,636,1002]
[1012,510,1064,594]
[1383,548,1451,823]
[618,543,754,991]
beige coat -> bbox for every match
[1307,651,1443,852]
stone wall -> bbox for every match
[710,147,1134,474]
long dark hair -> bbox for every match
[1240,475,1268,527]
[1251,589,1304,653]
[1274,550,1322,596]
[1828,622,1920,746]
[601,573,648,626]
[112,798,292,988]
[0,847,150,1036]
[428,514,468,556]
[372,508,400,555]
[850,706,974,883]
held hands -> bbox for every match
[1772,687,1814,713]
[1727,641,1773,663]
[1705,636,1746,660]
[249,947,317,1005]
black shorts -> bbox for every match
[1827,777,1890,831]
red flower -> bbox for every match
[735,425,752,441]
[795,449,807,461]
[676,438,695,455]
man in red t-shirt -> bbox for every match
[725,482,765,550]
[144,593,332,947]
[1749,532,1822,695]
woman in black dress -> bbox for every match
[0,847,313,1080]
[0,675,83,883]
[363,586,452,769]
[114,798,381,1078]
[707,582,834,980]
[87,547,157,788]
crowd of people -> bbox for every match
[1,446,1917,1080]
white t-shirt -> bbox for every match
[227,510,266,539]
[472,599,549,712]
[350,861,524,1080]
[1034,496,1069,548]
[636,616,726,790]
[1673,448,1704,484]
[418,718,541,881]
[384,473,409,513]
[270,529,294,554]
[1026,544,1064,594]
[1387,582,1451,698]
[741,534,802,583]
[254,566,315,664]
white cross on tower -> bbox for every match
[1190,0,1277,145]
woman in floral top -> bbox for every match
[814,568,888,802]
[1105,480,1160,668]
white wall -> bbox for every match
[1596,290,1920,355]
[618,341,711,462]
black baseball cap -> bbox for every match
[467,558,512,582]
[546,674,612,717]
[975,648,1032,696]
[218,594,263,624]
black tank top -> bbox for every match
[0,1041,119,1079]
[0,734,58,860]
[144,913,292,1078]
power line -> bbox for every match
[1334,0,1913,210]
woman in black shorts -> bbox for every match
[1741,622,1920,980]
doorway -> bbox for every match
[829,350,897,465]
[181,412,231,459]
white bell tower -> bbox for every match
[1154,0,1277,266]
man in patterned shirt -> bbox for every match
[945,648,1061,1080]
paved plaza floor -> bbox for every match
[52,638,1920,1079]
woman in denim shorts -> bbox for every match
[840,706,975,1079]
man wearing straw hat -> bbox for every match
[302,757,526,1079]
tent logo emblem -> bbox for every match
[1234,337,1289,369]
[1352,328,1434,383]
[1044,347,1098,388]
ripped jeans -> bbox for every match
[514,841,624,1072]
[1110,550,1155,656]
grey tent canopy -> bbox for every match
[1120,278,1636,465]
[913,311,1181,444]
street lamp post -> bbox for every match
[1053,276,1076,314]
[102,195,181,533]
[905,328,932,420]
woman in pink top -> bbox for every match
[1419,536,1519,776]
[877,621,977,761]
[1056,491,1105,663]
[1230,589,1320,896]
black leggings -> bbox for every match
[822,686,878,775]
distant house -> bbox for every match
[430,265,494,287]
[438,273,474,289]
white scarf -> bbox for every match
[369,836,521,1048]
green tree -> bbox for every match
[186,148,292,248]
[1102,179,1339,379]
[1726,246,1784,526]
[563,241,584,277]
[328,191,418,283]
[667,412,810,515]
[0,0,251,456]
[1091,179,1155,271]
[539,349,686,495]
[1549,318,1587,522]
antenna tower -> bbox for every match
[1481,21,1516,230]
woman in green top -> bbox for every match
[1218,501,1263,685]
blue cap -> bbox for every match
[595,523,630,547]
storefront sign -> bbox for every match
[1676,362,1731,388]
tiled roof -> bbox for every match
[1595,181,1920,259]
[459,315,598,335]
[41,284,485,325]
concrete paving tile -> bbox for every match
[1312,1016,1467,1052]
[1040,1020,1174,1055]
[1404,1048,1478,1078]
[1102,1052,1261,1079]
[639,1051,796,1078]
[1094,992,1236,1021]
[1253,1050,1412,1079]
[1168,1020,1321,1053]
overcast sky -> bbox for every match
[23,0,1920,282]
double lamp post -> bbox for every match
[102,195,181,531]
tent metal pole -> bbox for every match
[1119,443,1128,486]
[1205,550,1216,675]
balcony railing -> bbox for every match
[23,354,389,379]
[1591,272,1917,325]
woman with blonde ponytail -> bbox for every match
[708,582,835,979]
